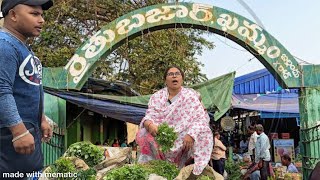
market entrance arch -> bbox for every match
[43,2,320,179]
[44,2,301,90]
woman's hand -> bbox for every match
[148,124,158,137]
[144,120,158,136]
[183,134,194,151]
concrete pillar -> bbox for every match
[299,87,320,179]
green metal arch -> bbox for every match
[43,2,302,90]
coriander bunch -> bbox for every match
[155,123,178,153]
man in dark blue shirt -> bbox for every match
[0,0,53,179]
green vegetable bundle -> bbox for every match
[49,157,77,176]
[143,160,179,180]
[155,123,178,153]
[103,160,179,180]
[64,141,104,167]
[224,159,243,180]
[49,157,97,180]
[77,168,96,180]
[103,165,148,180]
[197,175,213,180]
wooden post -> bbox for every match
[100,118,104,145]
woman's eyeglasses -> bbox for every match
[167,72,181,77]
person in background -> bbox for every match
[281,154,298,173]
[247,125,258,161]
[243,162,260,180]
[255,124,271,180]
[121,139,128,147]
[240,135,249,154]
[211,131,227,175]
[0,0,53,179]
[112,139,120,147]
[136,65,213,176]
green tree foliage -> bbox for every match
[32,0,215,94]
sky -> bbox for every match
[182,0,320,78]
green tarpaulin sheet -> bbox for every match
[80,72,235,120]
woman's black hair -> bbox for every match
[163,65,185,80]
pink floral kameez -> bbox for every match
[136,87,213,175]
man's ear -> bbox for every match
[8,9,18,22]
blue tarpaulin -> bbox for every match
[260,112,300,119]
[231,93,299,114]
[46,90,146,125]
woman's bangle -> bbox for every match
[147,122,153,130]
[12,130,30,142]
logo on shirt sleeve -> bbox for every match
[19,54,42,86]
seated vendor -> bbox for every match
[243,162,260,180]
[281,154,298,173]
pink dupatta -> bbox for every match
[136,87,213,175]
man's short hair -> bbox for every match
[1,0,53,18]
[281,154,291,162]
[255,124,264,132]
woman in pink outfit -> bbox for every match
[136,66,213,175]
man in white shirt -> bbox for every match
[247,125,258,161]
[255,124,271,180]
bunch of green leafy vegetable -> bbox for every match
[143,160,179,180]
[76,168,96,180]
[197,175,213,180]
[49,157,97,180]
[225,159,243,180]
[103,160,178,180]
[155,123,178,152]
[49,157,77,178]
[64,141,104,167]
[103,165,148,180]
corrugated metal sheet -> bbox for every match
[233,69,298,94]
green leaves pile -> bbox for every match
[103,165,148,180]
[77,168,97,180]
[225,159,244,180]
[155,123,178,153]
[49,157,77,176]
[49,157,97,180]
[197,175,213,180]
[143,160,179,180]
[64,141,104,167]
[103,160,179,180]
